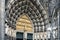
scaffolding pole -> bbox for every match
[0,0,5,40]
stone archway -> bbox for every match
[6,0,49,40]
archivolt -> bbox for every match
[6,0,49,32]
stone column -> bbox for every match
[0,0,5,40]
[58,10,60,40]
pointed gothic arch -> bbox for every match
[6,0,48,31]
[6,0,49,40]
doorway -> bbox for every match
[16,32,23,40]
[27,33,33,40]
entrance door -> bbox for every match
[27,33,33,40]
[16,32,23,40]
